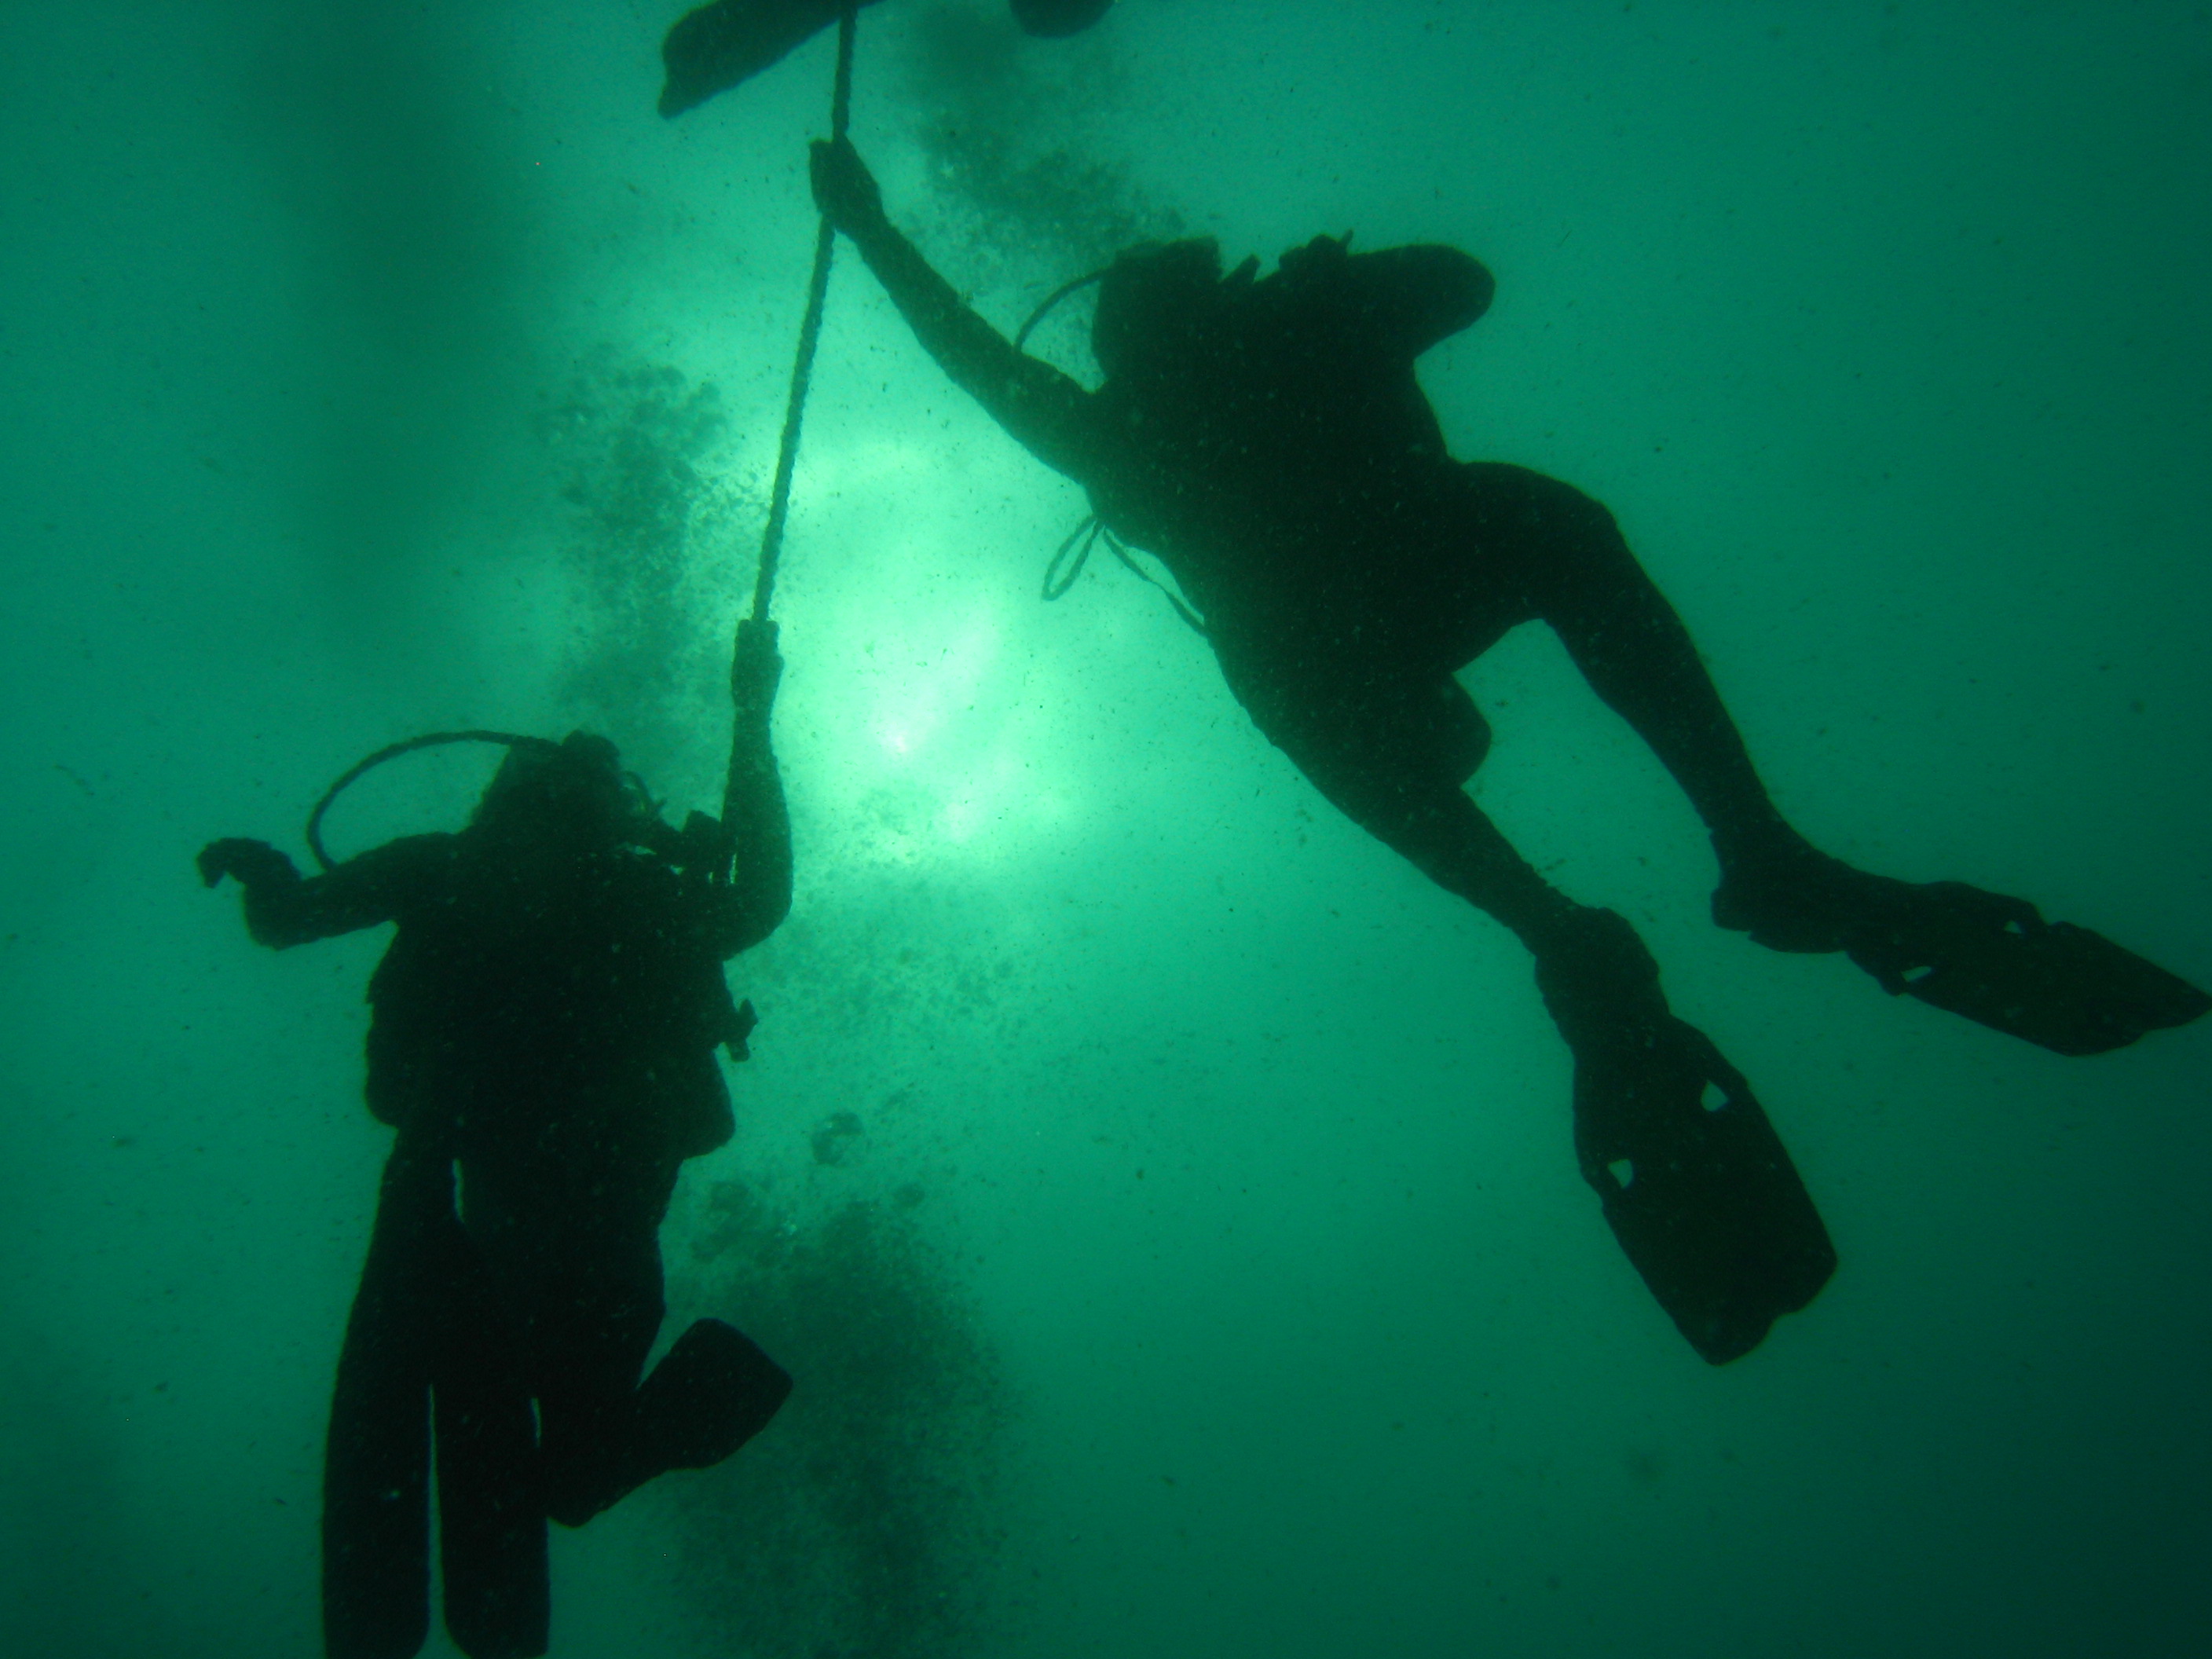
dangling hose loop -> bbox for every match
[1014,268,1108,355]
[1039,515,1207,635]
[306,731,555,872]
[1042,514,1108,599]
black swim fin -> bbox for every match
[633,1317,793,1474]
[546,1319,792,1528]
[1716,848,2209,1057]
[1841,881,2212,1057]
[1539,909,1835,1364]
[1568,1014,1837,1364]
[659,0,876,118]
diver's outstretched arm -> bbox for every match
[198,834,447,949]
[810,137,1108,484]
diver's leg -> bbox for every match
[1472,463,1907,949]
[430,1216,548,1659]
[1332,758,1580,950]
[1466,463,1796,866]
[323,1145,445,1659]
[1264,690,1836,1361]
[526,1160,672,1528]
[531,1160,790,1528]
[1232,661,1576,950]
[1477,464,2211,1047]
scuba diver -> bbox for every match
[659,0,1113,118]
[804,134,2210,1364]
[199,623,795,1659]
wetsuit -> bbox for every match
[806,135,2209,1364]
[206,707,793,1659]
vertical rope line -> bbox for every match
[745,4,857,628]
[722,5,857,847]
[829,2,856,139]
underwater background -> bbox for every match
[2,2,2207,1654]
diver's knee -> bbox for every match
[1501,475,1635,621]
[1524,473,1624,558]
[1441,686,1492,786]
[1469,461,1617,536]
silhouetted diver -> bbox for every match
[806,135,2210,1364]
[200,624,794,1659]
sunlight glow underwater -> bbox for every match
[1,4,2208,1658]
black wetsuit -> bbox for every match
[811,134,2209,1362]
[210,727,792,1659]
[812,142,1847,1361]
[1079,240,1526,801]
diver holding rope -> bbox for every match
[200,629,793,1659]
[190,5,905,1643]
[804,133,2210,1364]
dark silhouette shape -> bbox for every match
[200,624,796,1659]
[806,137,2210,1363]
[658,0,1113,118]
[1010,0,1115,37]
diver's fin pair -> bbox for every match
[545,1319,792,1529]
[1838,881,2211,1057]
[1538,909,1835,1365]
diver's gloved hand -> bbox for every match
[809,136,885,236]
[731,617,784,729]
[196,837,296,889]
[668,810,736,878]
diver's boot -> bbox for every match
[1713,834,2210,1056]
[1710,830,1884,954]
[1536,906,1837,1364]
[545,1320,791,1528]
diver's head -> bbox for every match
[469,731,649,854]
[1092,238,1229,383]
[1013,0,1115,36]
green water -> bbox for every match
[2,3,2206,1654]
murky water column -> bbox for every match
[0,4,2205,1657]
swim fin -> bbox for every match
[1538,909,1836,1364]
[1716,844,2209,1056]
[1840,881,2212,1057]
[632,1317,793,1476]
[545,1319,792,1528]
[659,0,880,118]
